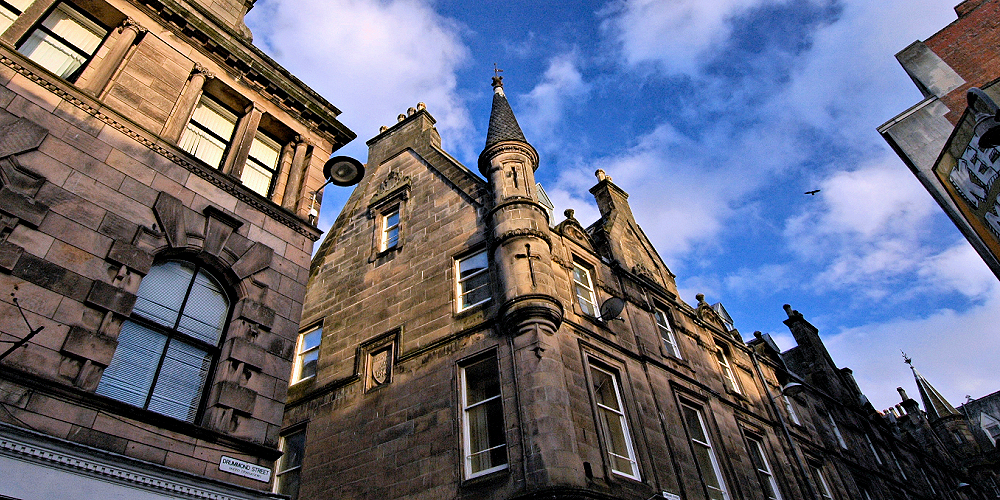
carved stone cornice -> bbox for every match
[491,228,552,251]
[0,54,321,240]
[478,141,539,175]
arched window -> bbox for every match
[96,260,230,423]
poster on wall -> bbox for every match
[934,90,1000,261]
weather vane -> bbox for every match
[902,351,912,366]
[494,63,503,78]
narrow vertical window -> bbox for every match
[890,450,906,480]
[456,250,490,311]
[864,434,882,464]
[460,355,507,478]
[179,96,238,169]
[381,207,400,251]
[746,435,782,500]
[242,131,281,197]
[810,465,834,500]
[590,363,640,480]
[716,346,741,394]
[654,308,680,358]
[0,0,31,33]
[681,403,730,500]
[826,412,847,449]
[292,327,321,383]
[17,2,107,80]
[783,395,801,425]
[573,261,597,317]
[275,429,306,500]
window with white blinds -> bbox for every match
[96,260,229,423]
[179,97,237,169]
[17,2,107,80]
[0,0,31,34]
[242,132,280,196]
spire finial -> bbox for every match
[492,64,504,92]
[902,351,912,366]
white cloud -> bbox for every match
[519,52,590,150]
[602,0,779,75]
[824,280,1000,411]
[246,0,473,155]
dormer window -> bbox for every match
[18,2,108,81]
[381,207,400,251]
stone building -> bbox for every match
[284,76,978,499]
[879,0,1000,280]
[0,0,354,498]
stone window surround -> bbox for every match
[679,399,731,500]
[367,179,410,262]
[744,432,783,500]
[274,425,307,500]
[653,305,681,359]
[715,342,743,395]
[15,1,109,82]
[572,258,599,319]
[454,246,490,314]
[291,322,322,385]
[809,463,835,500]
[458,348,508,480]
[584,356,641,482]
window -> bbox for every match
[810,465,834,500]
[0,0,30,33]
[292,327,321,383]
[381,207,400,251]
[460,354,507,478]
[275,428,306,500]
[825,412,847,449]
[746,435,782,500]
[715,345,741,394]
[654,307,680,358]
[573,261,597,317]
[456,250,489,311]
[889,450,906,479]
[179,96,237,169]
[18,2,107,81]
[864,434,882,464]
[589,363,640,480]
[242,131,281,197]
[96,260,229,423]
[783,395,801,425]
[681,402,730,500]
[981,413,1000,446]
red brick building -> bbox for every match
[0,1,354,498]
[879,0,1000,280]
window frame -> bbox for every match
[825,411,848,449]
[783,395,801,425]
[680,401,730,500]
[572,260,598,317]
[810,464,835,500]
[242,129,282,198]
[864,433,882,465]
[0,0,30,34]
[455,249,490,312]
[274,427,306,500]
[745,434,783,500]
[95,259,231,423]
[654,307,680,358]
[179,94,239,170]
[587,360,641,481]
[292,326,321,384]
[459,352,508,479]
[16,1,109,82]
[715,344,742,395]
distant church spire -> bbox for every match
[485,71,527,149]
[904,353,960,421]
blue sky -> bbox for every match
[246,0,996,411]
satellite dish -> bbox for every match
[323,156,365,187]
[600,297,625,322]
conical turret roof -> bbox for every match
[907,358,960,421]
[485,76,527,148]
